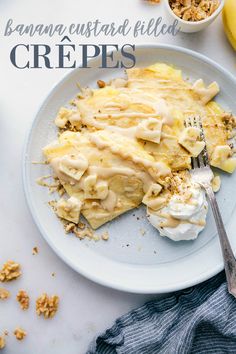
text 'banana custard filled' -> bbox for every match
[40,63,236,242]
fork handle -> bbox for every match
[205,185,236,297]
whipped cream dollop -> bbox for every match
[148,182,208,241]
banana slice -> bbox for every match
[178,127,205,157]
[59,154,88,181]
[211,145,236,173]
[135,118,163,144]
[211,176,221,193]
[142,183,165,210]
[83,175,109,200]
[101,190,118,212]
[192,79,220,105]
[56,196,82,223]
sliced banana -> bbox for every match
[210,145,236,173]
[148,162,171,182]
[211,176,221,193]
[192,79,220,105]
[56,196,82,223]
[83,175,109,200]
[135,118,163,144]
[178,127,205,157]
[59,154,88,181]
[142,183,165,210]
[101,190,118,212]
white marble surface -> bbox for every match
[0,0,235,353]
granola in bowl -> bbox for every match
[169,0,220,21]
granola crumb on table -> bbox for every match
[32,247,39,255]
[0,288,10,300]
[36,293,59,319]
[16,290,30,310]
[14,328,27,341]
[0,261,21,282]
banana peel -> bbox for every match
[223,0,236,50]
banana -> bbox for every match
[83,175,109,200]
[211,176,221,192]
[223,0,236,51]
[56,196,82,223]
[192,79,219,105]
[59,154,88,181]
[135,118,163,144]
[211,145,236,173]
[178,127,205,157]
[142,183,165,210]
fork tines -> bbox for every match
[185,116,209,169]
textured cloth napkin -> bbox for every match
[88,272,236,354]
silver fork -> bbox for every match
[186,116,236,297]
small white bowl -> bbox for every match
[164,0,225,33]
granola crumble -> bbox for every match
[101,231,109,241]
[74,227,96,240]
[36,293,59,319]
[14,328,27,341]
[63,221,99,241]
[169,0,220,22]
[0,288,10,300]
[32,247,38,255]
[0,261,21,282]
[97,80,106,88]
[16,290,30,310]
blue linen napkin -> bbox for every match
[87,272,236,353]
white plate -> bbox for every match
[23,44,236,294]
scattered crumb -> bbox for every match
[64,222,76,233]
[0,335,5,349]
[74,227,95,240]
[64,221,100,241]
[154,250,157,254]
[16,290,30,310]
[14,328,27,341]
[97,80,106,88]
[36,293,59,319]
[51,272,56,277]
[0,288,10,300]
[3,331,8,336]
[140,228,146,236]
[78,222,86,229]
[0,261,21,282]
[101,231,109,241]
[48,200,57,210]
[32,247,38,255]
[93,235,100,242]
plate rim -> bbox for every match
[22,44,236,294]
